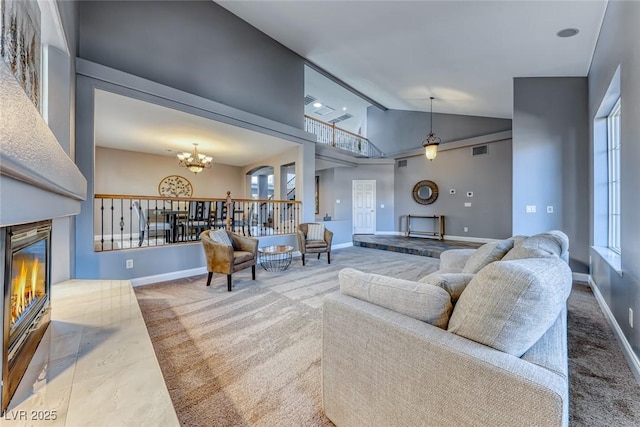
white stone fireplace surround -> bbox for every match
[0,61,86,412]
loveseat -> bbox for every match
[322,231,572,426]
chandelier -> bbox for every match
[177,143,213,174]
[422,97,441,161]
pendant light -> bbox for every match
[422,97,441,161]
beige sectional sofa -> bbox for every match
[322,231,572,427]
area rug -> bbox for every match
[135,246,640,426]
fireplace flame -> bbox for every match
[11,257,41,328]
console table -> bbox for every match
[404,215,445,240]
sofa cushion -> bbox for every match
[461,239,514,274]
[447,257,572,356]
[502,230,569,262]
[307,223,325,241]
[418,272,475,304]
[339,268,452,329]
[208,229,232,246]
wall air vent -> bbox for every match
[304,95,317,105]
[314,105,335,116]
[397,159,408,167]
[329,113,353,124]
[472,145,488,156]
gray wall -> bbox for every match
[512,77,589,272]
[588,1,640,362]
[395,139,512,239]
[332,163,396,234]
[314,163,396,245]
[368,107,512,155]
[78,0,303,129]
[49,0,78,284]
[367,107,513,239]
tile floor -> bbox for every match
[0,280,178,426]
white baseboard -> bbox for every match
[374,231,403,236]
[443,235,498,244]
[572,272,590,283]
[588,277,640,385]
[131,266,207,287]
[332,242,354,250]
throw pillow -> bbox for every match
[447,257,572,356]
[208,229,232,246]
[461,239,514,274]
[418,272,475,304]
[502,230,569,262]
[339,268,452,329]
[307,223,325,241]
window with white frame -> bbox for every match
[607,98,621,253]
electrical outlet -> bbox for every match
[126,259,133,269]
[463,227,468,232]
[547,206,554,213]
[630,308,634,328]
[449,189,456,195]
[526,205,536,213]
[466,191,473,197]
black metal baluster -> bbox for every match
[129,199,133,247]
[110,199,115,249]
[119,198,124,249]
[100,198,105,251]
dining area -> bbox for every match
[93,193,301,252]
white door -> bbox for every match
[352,180,376,234]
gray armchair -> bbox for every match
[296,223,333,266]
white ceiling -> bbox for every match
[218,0,608,118]
[93,90,297,166]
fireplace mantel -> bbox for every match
[0,61,86,227]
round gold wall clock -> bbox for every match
[158,175,193,197]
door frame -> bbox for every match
[352,180,376,234]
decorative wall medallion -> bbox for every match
[412,180,439,205]
[158,175,193,197]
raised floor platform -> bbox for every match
[353,234,483,258]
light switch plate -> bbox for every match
[526,205,536,213]
[464,202,472,207]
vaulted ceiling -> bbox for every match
[218,0,608,118]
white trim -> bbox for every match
[374,231,404,236]
[592,245,623,277]
[38,0,70,55]
[588,277,640,385]
[443,235,498,244]
[131,266,207,287]
[332,242,353,250]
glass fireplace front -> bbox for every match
[8,236,47,350]
[1,220,52,414]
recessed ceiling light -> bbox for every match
[342,107,347,111]
[313,102,322,108]
[557,28,579,38]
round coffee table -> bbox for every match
[258,245,294,272]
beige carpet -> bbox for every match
[135,246,640,426]
[135,247,438,426]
